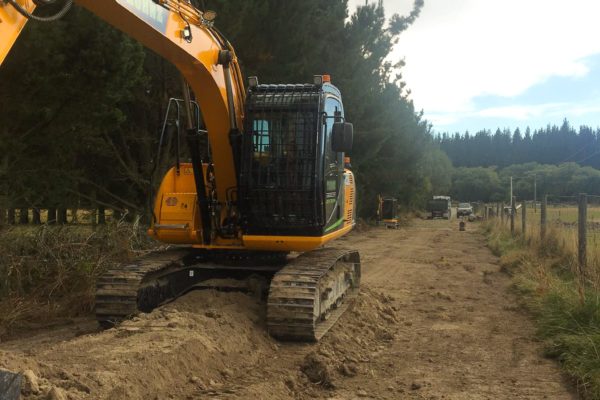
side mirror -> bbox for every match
[332,122,353,153]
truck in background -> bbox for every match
[426,196,452,220]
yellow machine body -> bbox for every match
[148,163,356,252]
[0,0,34,65]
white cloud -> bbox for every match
[347,0,600,127]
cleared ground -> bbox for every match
[0,219,576,399]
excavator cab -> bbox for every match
[239,77,354,240]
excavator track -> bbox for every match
[95,248,283,327]
[95,249,191,326]
[96,247,360,342]
[267,248,361,341]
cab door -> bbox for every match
[322,96,345,233]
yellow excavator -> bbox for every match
[1,0,360,341]
[377,195,399,229]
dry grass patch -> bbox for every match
[0,222,159,337]
[484,220,600,399]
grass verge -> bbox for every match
[484,221,600,399]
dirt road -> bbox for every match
[0,219,576,399]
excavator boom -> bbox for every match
[0,0,35,65]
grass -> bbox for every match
[485,218,600,398]
[0,221,159,337]
[545,205,600,224]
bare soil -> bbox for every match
[0,219,577,399]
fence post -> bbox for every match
[0,209,5,226]
[578,193,588,276]
[32,208,41,224]
[521,200,527,237]
[70,208,79,224]
[57,208,67,225]
[7,209,16,225]
[541,195,547,241]
[47,208,57,224]
[98,207,106,225]
[19,208,29,224]
[511,196,516,235]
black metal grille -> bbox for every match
[382,198,397,219]
[240,85,323,235]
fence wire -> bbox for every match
[486,194,600,287]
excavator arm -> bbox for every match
[0,0,36,64]
[79,0,246,241]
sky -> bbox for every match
[346,0,600,135]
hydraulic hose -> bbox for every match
[6,0,73,22]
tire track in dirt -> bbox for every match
[329,219,576,399]
[0,219,577,399]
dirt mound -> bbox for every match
[0,290,277,400]
[0,283,400,400]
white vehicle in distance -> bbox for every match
[457,202,474,217]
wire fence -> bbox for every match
[484,194,600,287]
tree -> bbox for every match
[451,167,502,202]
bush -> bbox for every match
[0,222,158,336]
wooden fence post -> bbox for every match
[541,195,547,241]
[70,208,79,224]
[19,208,29,224]
[0,209,5,226]
[32,208,41,225]
[511,196,516,235]
[521,200,527,237]
[98,207,106,225]
[7,209,15,225]
[578,193,588,276]
[57,208,67,225]
[47,208,57,225]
